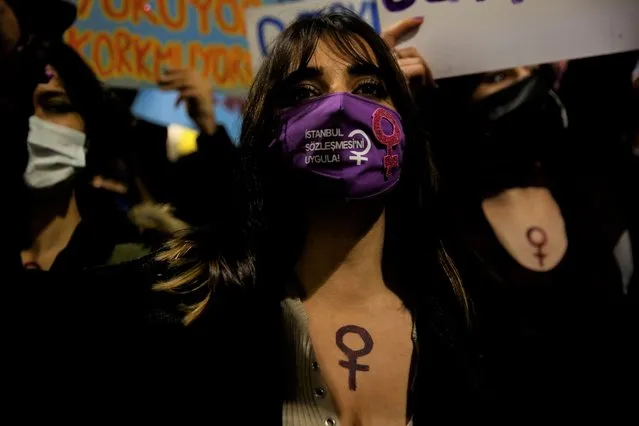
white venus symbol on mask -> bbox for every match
[348,130,372,165]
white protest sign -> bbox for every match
[245,0,380,73]
[378,0,639,79]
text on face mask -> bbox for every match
[302,127,372,165]
[305,128,344,139]
[305,154,341,164]
[305,140,367,152]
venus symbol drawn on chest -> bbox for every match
[336,325,374,391]
[526,226,548,267]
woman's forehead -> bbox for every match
[288,35,378,74]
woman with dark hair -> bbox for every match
[150,10,477,423]
[19,41,149,271]
[12,10,480,423]
[2,1,78,264]
[421,60,634,413]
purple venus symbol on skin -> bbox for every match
[336,325,374,391]
[526,226,548,267]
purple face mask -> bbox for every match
[271,92,405,200]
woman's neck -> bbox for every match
[23,192,81,270]
[295,200,387,307]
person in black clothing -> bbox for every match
[555,54,638,394]
[9,11,482,423]
[17,42,151,271]
[130,110,238,227]
[1,0,143,270]
[420,58,637,415]
[150,11,480,423]
[111,66,239,227]
[1,0,77,263]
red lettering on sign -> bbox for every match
[238,47,252,85]
[101,0,128,20]
[65,28,92,57]
[133,35,153,81]
[153,42,182,81]
[157,0,188,31]
[78,0,95,19]
[132,0,159,25]
[190,0,214,34]
[114,29,133,75]
[215,0,243,35]
[92,33,115,77]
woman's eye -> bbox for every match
[354,81,388,99]
[41,99,75,114]
[484,72,508,85]
[291,85,321,103]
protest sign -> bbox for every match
[245,0,380,72]
[65,0,275,94]
[378,0,639,79]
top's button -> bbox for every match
[314,387,326,399]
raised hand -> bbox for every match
[159,68,216,136]
[382,17,434,92]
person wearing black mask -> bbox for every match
[419,63,631,415]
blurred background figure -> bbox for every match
[122,68,239,227]
[0,0,21,58]
[19,43,154,271]
[1,0,79,270]
[425,55,638,413]
[0,0,77,137]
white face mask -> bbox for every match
[24,115,87,189]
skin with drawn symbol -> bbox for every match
[526,226,548,267]
[335,325,374,391]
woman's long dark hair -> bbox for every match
[157,11,468,324]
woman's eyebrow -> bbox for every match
[282,66,323,87]
[348,63,382,78]
[35,90,71,105]
[36,89,68,104]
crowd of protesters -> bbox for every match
[1,0,637,423]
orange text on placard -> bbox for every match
[65,27,252,90]
[79,0,263,35]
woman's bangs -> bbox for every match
[323,30,378,68]
[283,33,319,75]
[283,27,377,76]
